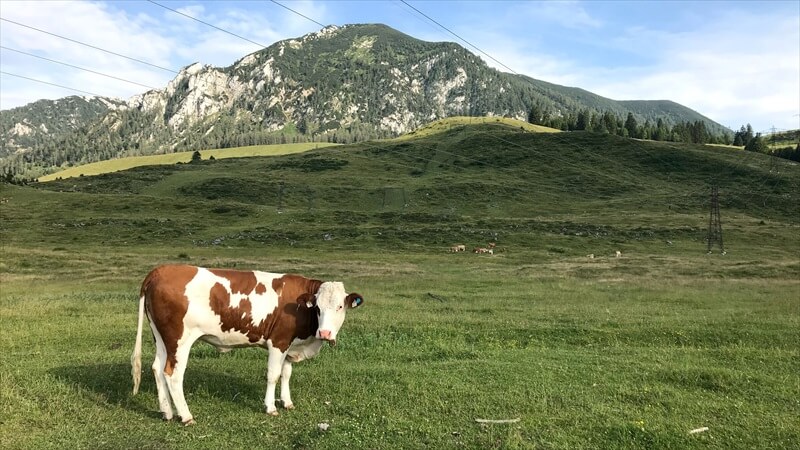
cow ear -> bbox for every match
[297,293,316,308]
[346,293,364,309]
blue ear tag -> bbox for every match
[352,297,363,307]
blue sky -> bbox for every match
[1,0,798,133]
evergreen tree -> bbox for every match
[744,133,768,153]
[575,110,590,131]
[690,121,708,143]
[528,102,549,126]
[602,111,618,135]
[591,114,607,133]
[745,124,754,142]
[652,119,665,141]
[624,113,639,139]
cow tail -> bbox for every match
[131,292,146,395]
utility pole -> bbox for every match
[706,186,725,254]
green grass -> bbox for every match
[1,250,797,449]
[395,116,560,141]
[38,142,339,181]
[1,124,798,449]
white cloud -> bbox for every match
[473,5,798,132]
[1,0,178,106]
[582,11,799,131]
[533,0,603,29]
[0,0,326,108]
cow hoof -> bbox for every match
[267,410,279,416]
[182,419,195,426]
[284,403,295,410]
[162,414,174,422]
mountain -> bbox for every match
[0,96,125,158]
[0,23,732,179]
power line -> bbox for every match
[0,46,159,90]
[269,0,326,28]
[0,71,106,98]
[398,0,517,75]
[0,17,178,74]
[147,0,267,48]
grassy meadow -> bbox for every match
[37,142,339,182]
[1,122,798,449]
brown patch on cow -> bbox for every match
[265,274,323,352]
[209,282,264,343]
[209,268,259,294]
[204,272,322,350]
[141,265,197,375]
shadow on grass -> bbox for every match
[49,362,265,419]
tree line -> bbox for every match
[732,125,799,161]
[528,104,729,144]
[528,105,799,162]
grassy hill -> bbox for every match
[1,123,798,449]
[394,116,561,140]
[23,120,798,247]
[38,142,339,181]
[36,117,552,182]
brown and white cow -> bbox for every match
[131,264,363,425]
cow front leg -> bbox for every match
[280,360,294,410]
[264,346,287,416]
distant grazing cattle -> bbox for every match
[615,250,622,258]
[450,244,466,252]
[474,247,491,254]
[587,254,595,259]
[131,264,364,425]
[487,242,496,249]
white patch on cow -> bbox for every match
[286,337,324,363]
[251,271,282,324]
[181,268,282,349]
[315,281,349,341]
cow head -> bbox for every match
[299,281,363,345]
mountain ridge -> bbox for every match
[1,23,732,179]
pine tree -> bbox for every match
[744,133,768,153]
[575,110,590,131]
[602,112,618,135]
[745,124,754,142]
[624,113,639,138]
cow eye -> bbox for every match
[337,305,343,311]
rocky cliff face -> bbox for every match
[100,24,532,150]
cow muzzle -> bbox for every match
[318,330,336,346]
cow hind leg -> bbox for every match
[280,360,294,410]
[164,336,199,425]
[150,327,175,421]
